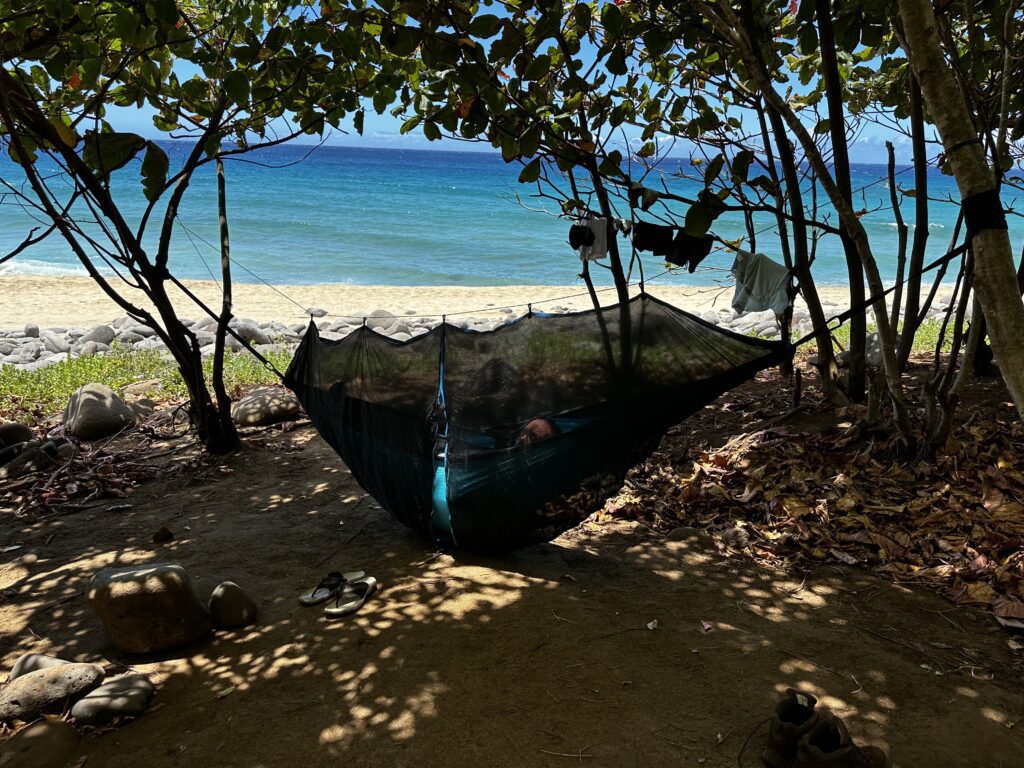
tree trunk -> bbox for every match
[213,155,241,448]
[816,0,866,400]
[765,105,840,396]
[898,77,929,369]
[896,0,1024,419]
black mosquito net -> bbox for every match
[284,293,790,551]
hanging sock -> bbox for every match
[577,217,608,261]
[731,250,791,316]
[632,221,675,256]
[568,223,595,250]
[667,232,715,273]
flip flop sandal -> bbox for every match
[324,576,378,618]
[298,570,365,606]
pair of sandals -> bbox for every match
[298,570,377,617]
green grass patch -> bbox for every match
[823,317,952,354]
[0,347,293,418]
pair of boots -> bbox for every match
[763,689,890,767]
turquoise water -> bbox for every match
[0,143,1012,286]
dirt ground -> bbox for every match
[3,423,1024,767]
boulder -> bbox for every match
[77,341,102,357]
[208,581,258,629]
[233,323,271,346]
[9,653,70,681]
[82,325,116,345]
[24,323,39,338]
[63,383,136,440]
[126,324,156,338]
[0,720,79,768]
[87,563,212,654]
[40,332,70,354]
[231,387,301,427]
[116,330,144,345]
[0,421,33,448]
[365,309,396,331]
[0,663,105,722]
[70,673,155,725]
[306,307,328,318]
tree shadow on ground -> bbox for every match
[2,428,1023,768]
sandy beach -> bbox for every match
[0,274,882,329]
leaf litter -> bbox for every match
[600,367,1024,634]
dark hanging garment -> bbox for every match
[667,232,715,273]
[568,224,595,249]
[285,295,790,552]
[632,222,676,256]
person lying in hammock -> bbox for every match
[516,417,560,447]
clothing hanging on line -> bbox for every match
[568,223,595,250]
[576,217,608,261]
[731,250,791,316]
[667,232,714,273]
[632,222,675,256]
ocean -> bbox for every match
[0,143,1010,287]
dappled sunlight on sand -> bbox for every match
[3,427,1023,767]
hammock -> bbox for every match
[284,293,790,551]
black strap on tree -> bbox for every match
[790,242,969,349]
[962,188,1009,241]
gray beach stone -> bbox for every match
[306,307,328,318]
[70,673,155,725]
[0,719,80,768]
[231,387,301,426]
[233,322,271,345]
[24,323,39,338]
[9,653,71,681]
[194,331,216,347]
[87,563,213,654]
[391,332,412,343]
[194,315,218,331]
[78,341,109,357]
[40,332,70,354]
[365,309,396,331]
[63,383,136,440]
[0,421,33,448]
[117,330,144,345]
[82,324,116,345]
[208,581,258,629]
[126,324,156,338]
[0,663,105,722]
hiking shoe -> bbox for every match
[793,712,890,767]
[763,688,821,768]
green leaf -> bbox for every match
[732,149,754,182]
[83,132,146,176]
[353,110,364,136]
[468,14,502,39]
[141,142,169,202]
[684,203,714,237]
[798,24,818,55]
[813,118,830,135]
[423,121,441,141]
[704,153,725,185]
[224,71,250,104]
[606,46,627,76]
[518,158,541,183]
[601,2,623,35]
[152,0,179,23]
[524,54,552,81]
